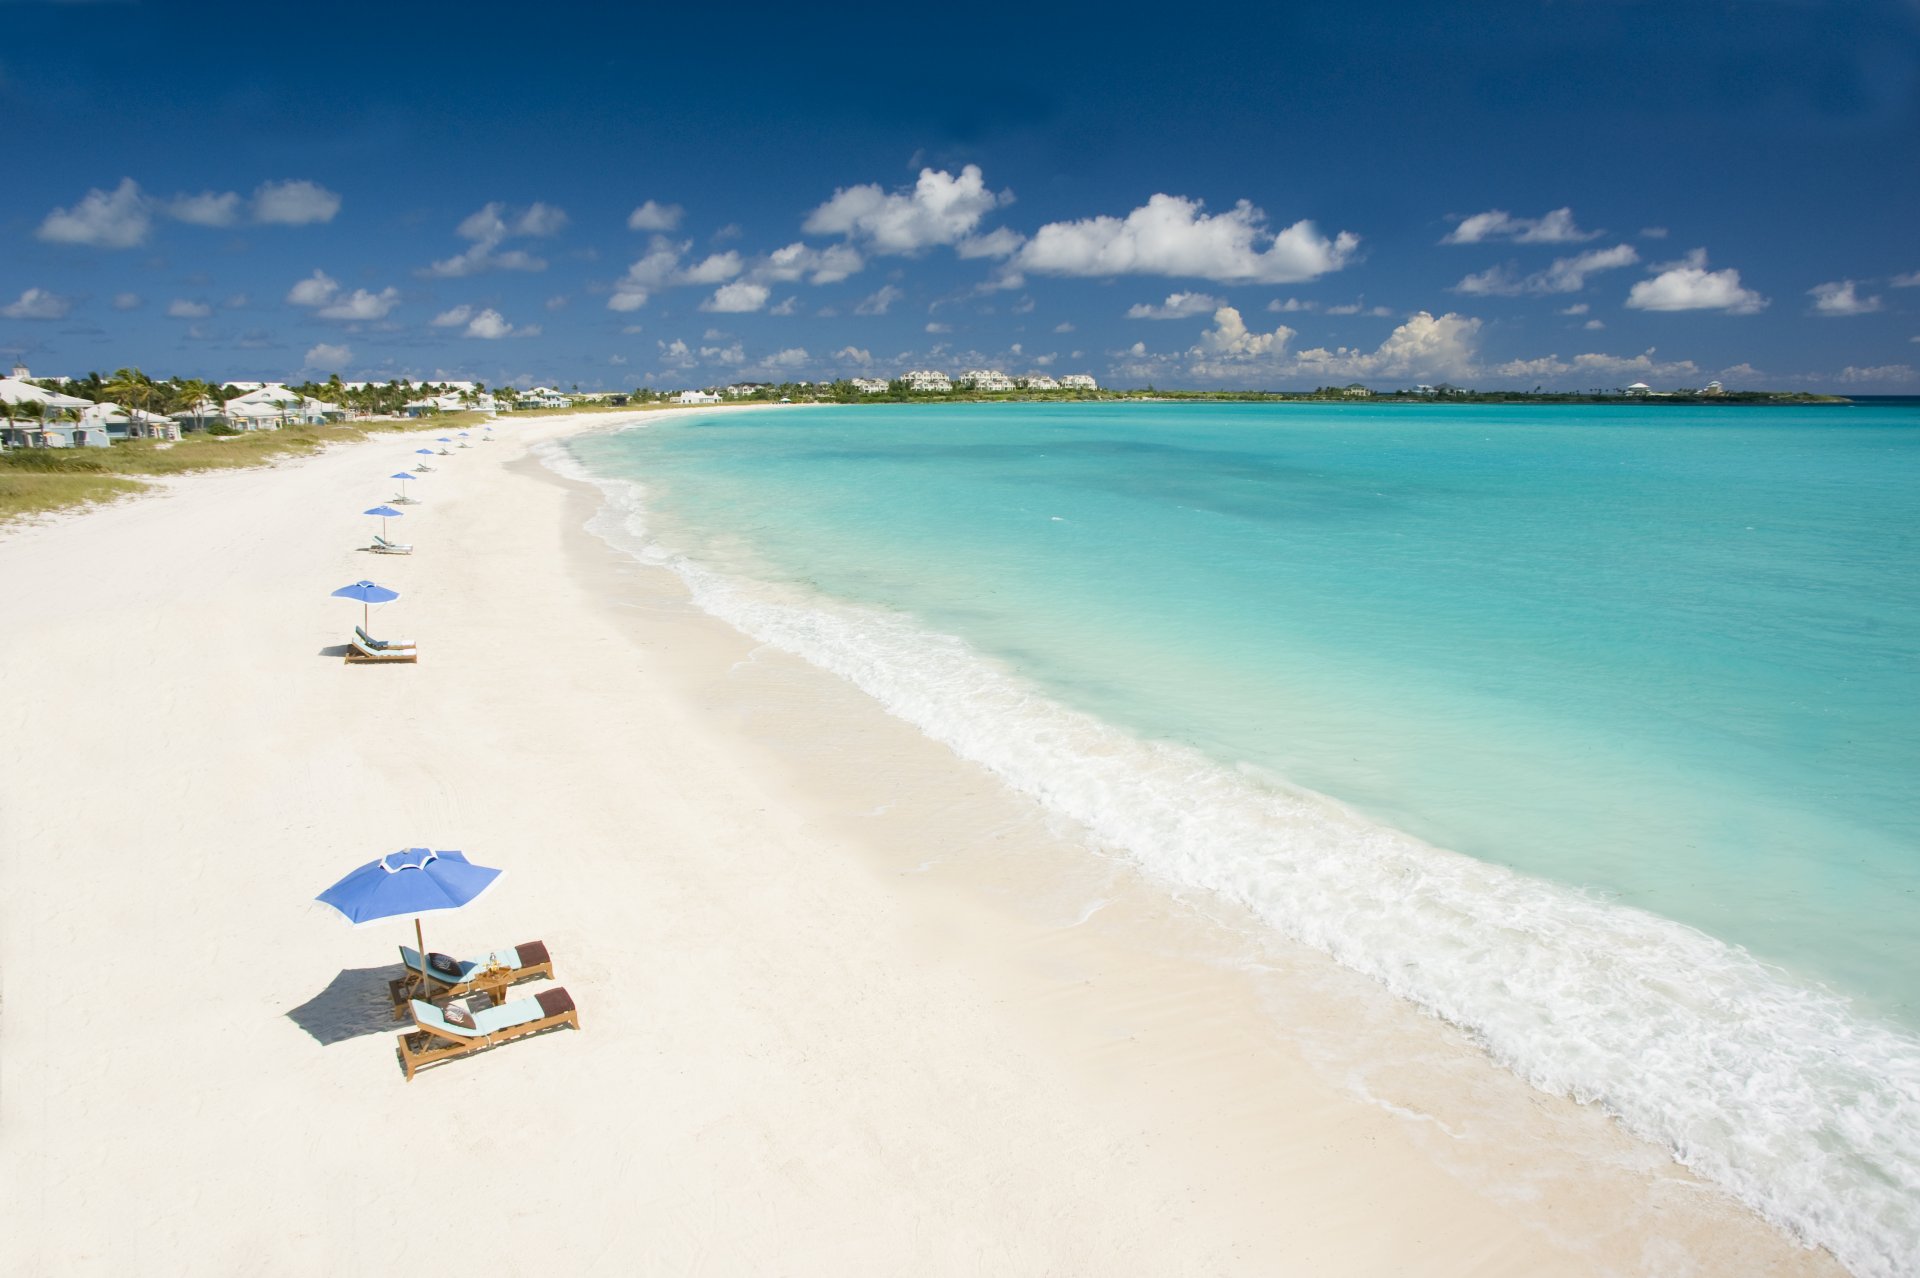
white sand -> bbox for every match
[0,411,1843,1275]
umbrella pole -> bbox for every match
[415,917,426,1004]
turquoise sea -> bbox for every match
[563,400,1920,1277]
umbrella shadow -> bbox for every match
[317,644,351,658]
[286,966,403,1045]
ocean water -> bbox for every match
[562,401,1920,1277]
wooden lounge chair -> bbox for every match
[371,534,413,555]
[345,636,418,665]
[354,624,415,651]
[390,940,555,1017]
[397,987,579,1080]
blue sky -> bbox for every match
[3,0,1917,391]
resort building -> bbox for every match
[673,389,722,405]
[1016,374,1059,391]
[1623,382,1652,397]
[956,369,1016,392]
[850,378,890,394]
[900,370,953,393]
[1705,380,1724,396]
[723,383,773,398]
[1058,374,1098,390]
[1342,384,1373,398]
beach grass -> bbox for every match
[0,412,488,525]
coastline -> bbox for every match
[0,408,1843,1275]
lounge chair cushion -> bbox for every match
[428,952,460,976]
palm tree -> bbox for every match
[105,367,159,437]
[171,378,214,432]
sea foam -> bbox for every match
[546,435,1920,1278]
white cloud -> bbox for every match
[1560,303,1590,315]
[167,299,211,318]
[1808,280,1883,316]
[835,346,873,366]
[1269,297,1317,312]
[804,164,1010,254]
[251,179,341,225]
[286,269,339,307]
[1486,348,1702,383]
[854,284,903,316]
[607,286,649,312]
[957,227,1026,259]
[1326,302,1395,317]
[38,178,150,248]
[1015,193,1358,284]
[1443,206,1598,245]
[2,287,72,320]
[168,190,243,227]
[1838,364,1916,383]
[546,294,569,311]
[1127,291,1224,319]
[627,200,684,231]
[112,292,142,311]
[1193,307,1294,359]
[1053,321,1075,333]
[317,287,402,321]
[701,281,770,313]
[925,321,952,333]
[1455,244,1639,296]
[763,347,809,370]
[1585,319,1606,330]
[757,242,864,284]
[1626,250,1767,314]
[224,294,248,309]
[426,201,562,276]
[1891,271,1920,288]
[700,342,745,366]
[678,251,743,285]
[431,305,473,327]
[463,308,528,339]
[514,202,569,237]
[769,296,800,316]
[1640,227,1670,240]
[304,342,351,369]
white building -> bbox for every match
[956,369,1015,392]
[723,383,772,399]
[1623,382,1651,397]
[1705,380,1724,396]
[850,378,890,394]
[673,389,722,405]
[1058,374,1098,390]
[900,370,952,393]
[1016,374,1059,391]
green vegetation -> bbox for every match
[0,413,483,525]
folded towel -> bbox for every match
[535,987,576,1020]
[514,940,551,969]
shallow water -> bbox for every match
[566,400,1920,1277]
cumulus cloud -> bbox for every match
[1808,280,1883,316]
[1325,301,1395,316]
[303,342,351,369]
[425,201,565,277]
[1838,363,1916,383]
[1560,303,1590,315]
[37,178,150,248]
[112,292,143,311]
[431,305,473,327]
[463,308,535,339]
[1269,297,1317,312]
[167,299,212,318]
[768,296,800,316]
[804,164,1010,254]
[627,200,684,231]
[925,321,952,334]
[1486,348,1702,383]
[1192,307,1294,359]
[1015,193,1358,284]
[316,287,402,321]
[2,287,73,320]
[1640,227,1670,240]
[1053,321,1075,333]
[286,270,339,306]
[758,242,864,284]
[1626,250,1767,314]
[957,227,1026,259]
[1891,270,1920,288]
[854,284,903,315]
[701,281,770,313]
[1585,319,1606,330]
[835,346,873,366]
[1443,206,1598,245]
[168,190,243,227]
[677,252,742,285]
[762,347,809,370]
[1128,291,1224,319]
[251,179,342,225]
[1456,244,1640,296]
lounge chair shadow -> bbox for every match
[318,643,351,658]
[287,966,404,1045]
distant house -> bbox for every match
[850,377,890,394]
[673,389,721,405]
[1704,380,1724,396]
[723,383,772,399]
[956,369,1016,392]
[1016,374,1059,391]
[1623,382,1652,397]
[1414,384,1436,396]
[1342,383,1372,398]
[1058,374,1098,391]
[901,370,953,393]
[1,369,101,447]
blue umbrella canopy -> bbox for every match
[332,578,399,630]
[316,848,502,927]
[364,505,404,518]
[390,472,416,481]
[415,449,435,455]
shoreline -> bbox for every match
[0,409,1843,1274]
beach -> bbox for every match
[0,409,1845,1276]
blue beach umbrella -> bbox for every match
[364,505,404,538]
[390,471,419,502]
[331,578,399,631]
[315,848,504,994]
